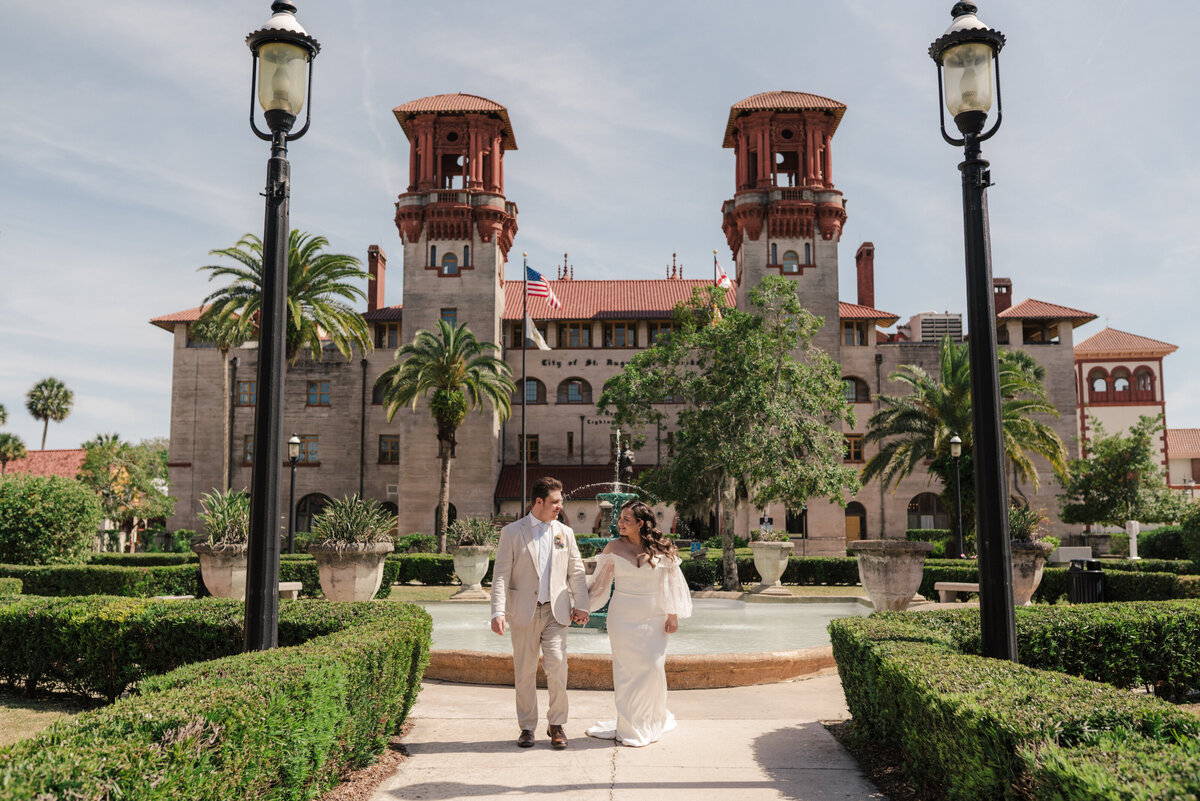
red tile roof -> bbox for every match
[1074,327,1177,359]
[1167,429,1200,457]
[392,93,517,149]
[502,280,735,321]
[364,305,403,322]
[724,91,847,147]
[4,449,86,479]
[997,298,1097,326]
[495,464,652,501]
[149,305,209,331]
[839,301,899,326]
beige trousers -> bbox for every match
[510,602,569,731]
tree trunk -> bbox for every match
[437,438,452,553]
[40,419,48,450]
[719,488,741,591]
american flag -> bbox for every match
[525,266,562,310]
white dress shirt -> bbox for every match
[529,513,554,604]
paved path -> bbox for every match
[372,673,887,801]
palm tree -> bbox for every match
[376,320,515,552]
[0,403,7,426]
[0,433,26,475]
[26,378,74,450]
[198,230,372,365]
[862,336,1067,533]
[188,314,247,490]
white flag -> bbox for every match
[525,313,551,351]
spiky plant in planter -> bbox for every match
[447,517,501,599]
[1008,503,1054,606]
[307,496,396,601]
[447,517,501,549]
[192,489,250,599]
[310,496,397,549]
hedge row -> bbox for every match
[0,596,431,801]
[1102,557,1200,575]
[829,603,1200,799]
[0,578,19,597]
[88,553,198,567]
[0,563,203,598]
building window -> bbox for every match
[1112,368,1131,400]
[557,378,592,404]
[429,244,437,266]
[648,321,674,345]
[804,243,811,264]
[907,492,948,530]
[441,308,457,327]
[513,378,546,405]
[558,322,592,348]
[509,320,548,349]
[842,377,870,403]
[306,380,331,407]
[242,435,254,465]
[604,321,637,348]
[297,435,319,463]
[1088,369,1109,403]
[842,321,868,347]
[463,245,470,266]
[372,381,386,405]
[379,435,400,464]
[844,434,864,463]
[1134,369,1155,402]
[666,431,675,457]
[375,323,401,349]
[567,431,574,458]
[236,380,257,406]
[523,435,539,464]
[770,243,778,264]
[782,250,800,273]
[441,252,458,275]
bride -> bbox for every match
[586,500,692,747]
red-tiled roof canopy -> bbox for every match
[839,301,899,327]
[1167,429,1200,457]
[495,464,652,501]
[723,91,847,147]
[393,93,517,149]
[997,298,1097,328]
[503,279,735,321]
[149,305,209,331]
[363,305,403,322]
[1074,327,1177,359]
[4,449,86,479]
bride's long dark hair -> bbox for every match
[621,500,677,562]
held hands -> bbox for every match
[570,608,590,625]
[491,614,506,635]
[665,614,678,634]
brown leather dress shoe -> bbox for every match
[547,724,567,750]
[517,729,534,748]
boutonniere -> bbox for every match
[554,533,566,549]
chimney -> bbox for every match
[993,277,1012,314]
[855,242,875,308]
[367,245,386,313]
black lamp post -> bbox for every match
[243,2,319,652]
[287,433,301,555]
[930,2,1016,661]
[950,434,964,559]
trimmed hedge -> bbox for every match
[0,578,19,597]
[88,553,198,567]
[1103,557,1200,575]
[680,558,719,588]
[0,596,431,801]
[0,563,202,597]
[829,603,1200,800]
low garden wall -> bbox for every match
[0,595,431,800]
[829,601,1200,799]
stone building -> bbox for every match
[153,91,1086,553]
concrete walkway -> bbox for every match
[372,672,887,801]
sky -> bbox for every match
[1,0,1197,451]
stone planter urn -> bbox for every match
[308,542,394,602]
[1010,540,1054,606]
[191,542,248,600]
[745,541,794,599]
[847,540,935,612]
[449,545,494,601]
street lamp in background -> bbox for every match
[1186,477,1195,500]
[929,2,1017,661]
[243,2,320,652]
[287,434,301,555]
[949,434,964,559]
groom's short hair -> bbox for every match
[531,476,562,503]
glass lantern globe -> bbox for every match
[257,41,309,116]
[942,41,994,117]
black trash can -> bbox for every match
[1068,558,1104,603]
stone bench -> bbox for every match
[1049,546,1093,565]
[279,581,304,600]
[933,581,979,603]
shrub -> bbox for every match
[1137,524,1190,560]
[680,558,718,589]
[88,553,198,567]
[197,489,249,547]
[0,475,102,565]
[1102,557,1199,575]
[0,597,431,800]
[0,578,19,596]
[311,495,396,547]
[394,532,437,553]
[391,553,457,585]
[703,534,748,549]
[781,556,861,585]
[0,563,202,597]
[446,517,500,548]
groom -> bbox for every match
[490,476,590,749]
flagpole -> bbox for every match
[521,253,528,515]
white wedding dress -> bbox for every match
[585,552,693,747]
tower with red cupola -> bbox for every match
[721,92,848,355]
[391,93,519,533]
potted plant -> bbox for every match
[307,496,396,602]
[745,530,794,599]
[447,517,500,601]
[847,539,935,611]
[191,489,250,600]
[1009,504,1054,606]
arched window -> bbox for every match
[463,245,470,266]
[1088,369,1109,403]
[1134,368,1155,401]
[295,493,332,535]
[845,501,866,542]
[429,245,437,266]
[441,252,458,275]
[804,243,812,264]
[786,507,808,538]
[433,503,458,537]
[842,376,870,403]
[1112,368,1131,401]
[556,377,593,404]
[907,492,948,530]
[513,378,546,405]
[782,250,800,273]
[379,501,399,533]
[770,243,778,264]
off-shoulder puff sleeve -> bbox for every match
[587,553,616,612]
[659,555,693,618]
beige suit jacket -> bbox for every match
[490,515,589,627]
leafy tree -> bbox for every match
[0,474,102,564]
[198,230,372,365]
[861,336,1067,539]
[0,403,6,426]
[1059,415,1185,528]
[26,377,74,450]
[77,435,176,552]
[187,313,247,491]
[0,433,26,476]
[376,320,515,552]
[600,277,859,591]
